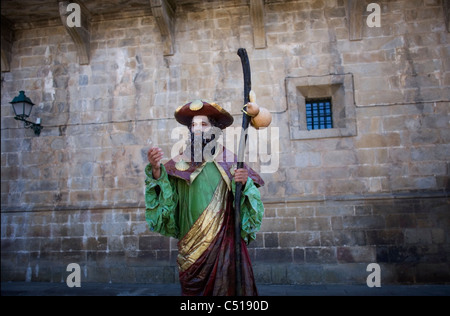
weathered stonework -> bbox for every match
[1,0,449,286]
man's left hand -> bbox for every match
[234,168,248,186]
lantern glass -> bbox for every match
[24,101,33,117]
[10,91,34,119]
[11,102,20,117]
[13,101,33,118]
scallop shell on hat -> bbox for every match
[189,99,204,111]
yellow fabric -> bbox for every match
[177,180,228,272]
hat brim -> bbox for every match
[174,100,234,129]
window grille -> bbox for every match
[306,98,333,130]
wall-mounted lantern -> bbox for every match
[10,91,42,136]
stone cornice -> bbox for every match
[150,0,176,56]
[58,1,91,65]
[250,0,266,49]
[1,16,14,72]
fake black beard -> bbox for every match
[189,132,217,164]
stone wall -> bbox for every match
[2,197,448,284]
[1,0,449,285]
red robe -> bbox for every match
[164,148,263,296]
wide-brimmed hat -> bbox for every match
[174,99,234,129]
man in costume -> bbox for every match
[144,99,264,296]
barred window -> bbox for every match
[306,98,333,130]
[286,74,356,140]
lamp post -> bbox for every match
[10,91,42,136]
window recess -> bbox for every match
[286,74,357,140]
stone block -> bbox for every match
[354,205,373,215]
[366,229,404,245]
[321,230,366,246]
[316,204,354,216]
[255,248,292,263]
[305,247,337,263]
[356,148,389,165]
[325,179,368,195]
[337,246,376,263]
[61,237,84,251]
[405,228,433,245]
[296,217,331,231]
[292,248,305,263]
[20,56,46,68]
[343,51,388,64]
[86,236,107,251]
[85,266,111,283]
[342,215,385,230]
[293,152,322,168]
[279,232,320,247]
[1,238,25,252]
[277,206,314,217]
[31,266,53,282]
[260,217,295,232]
[323,263,367,284]
[287,264,324,284]
[134,265,178,284]
[384,263,416,283]
[252,264,272,284]
[110,266,136,283]
[415,263,450,283]
[377,245,418,263]
[270,264,289,284]
[386,213,416,228]
[355,133,401,148]
[139,235,170,251]
[263,233,279,248]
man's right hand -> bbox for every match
[147,147,164,179]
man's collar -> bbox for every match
[163,145,265,187]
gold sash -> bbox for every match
[177,180,228,272]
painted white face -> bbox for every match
[191,115,212,134]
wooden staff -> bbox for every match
[235,48,252,296]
